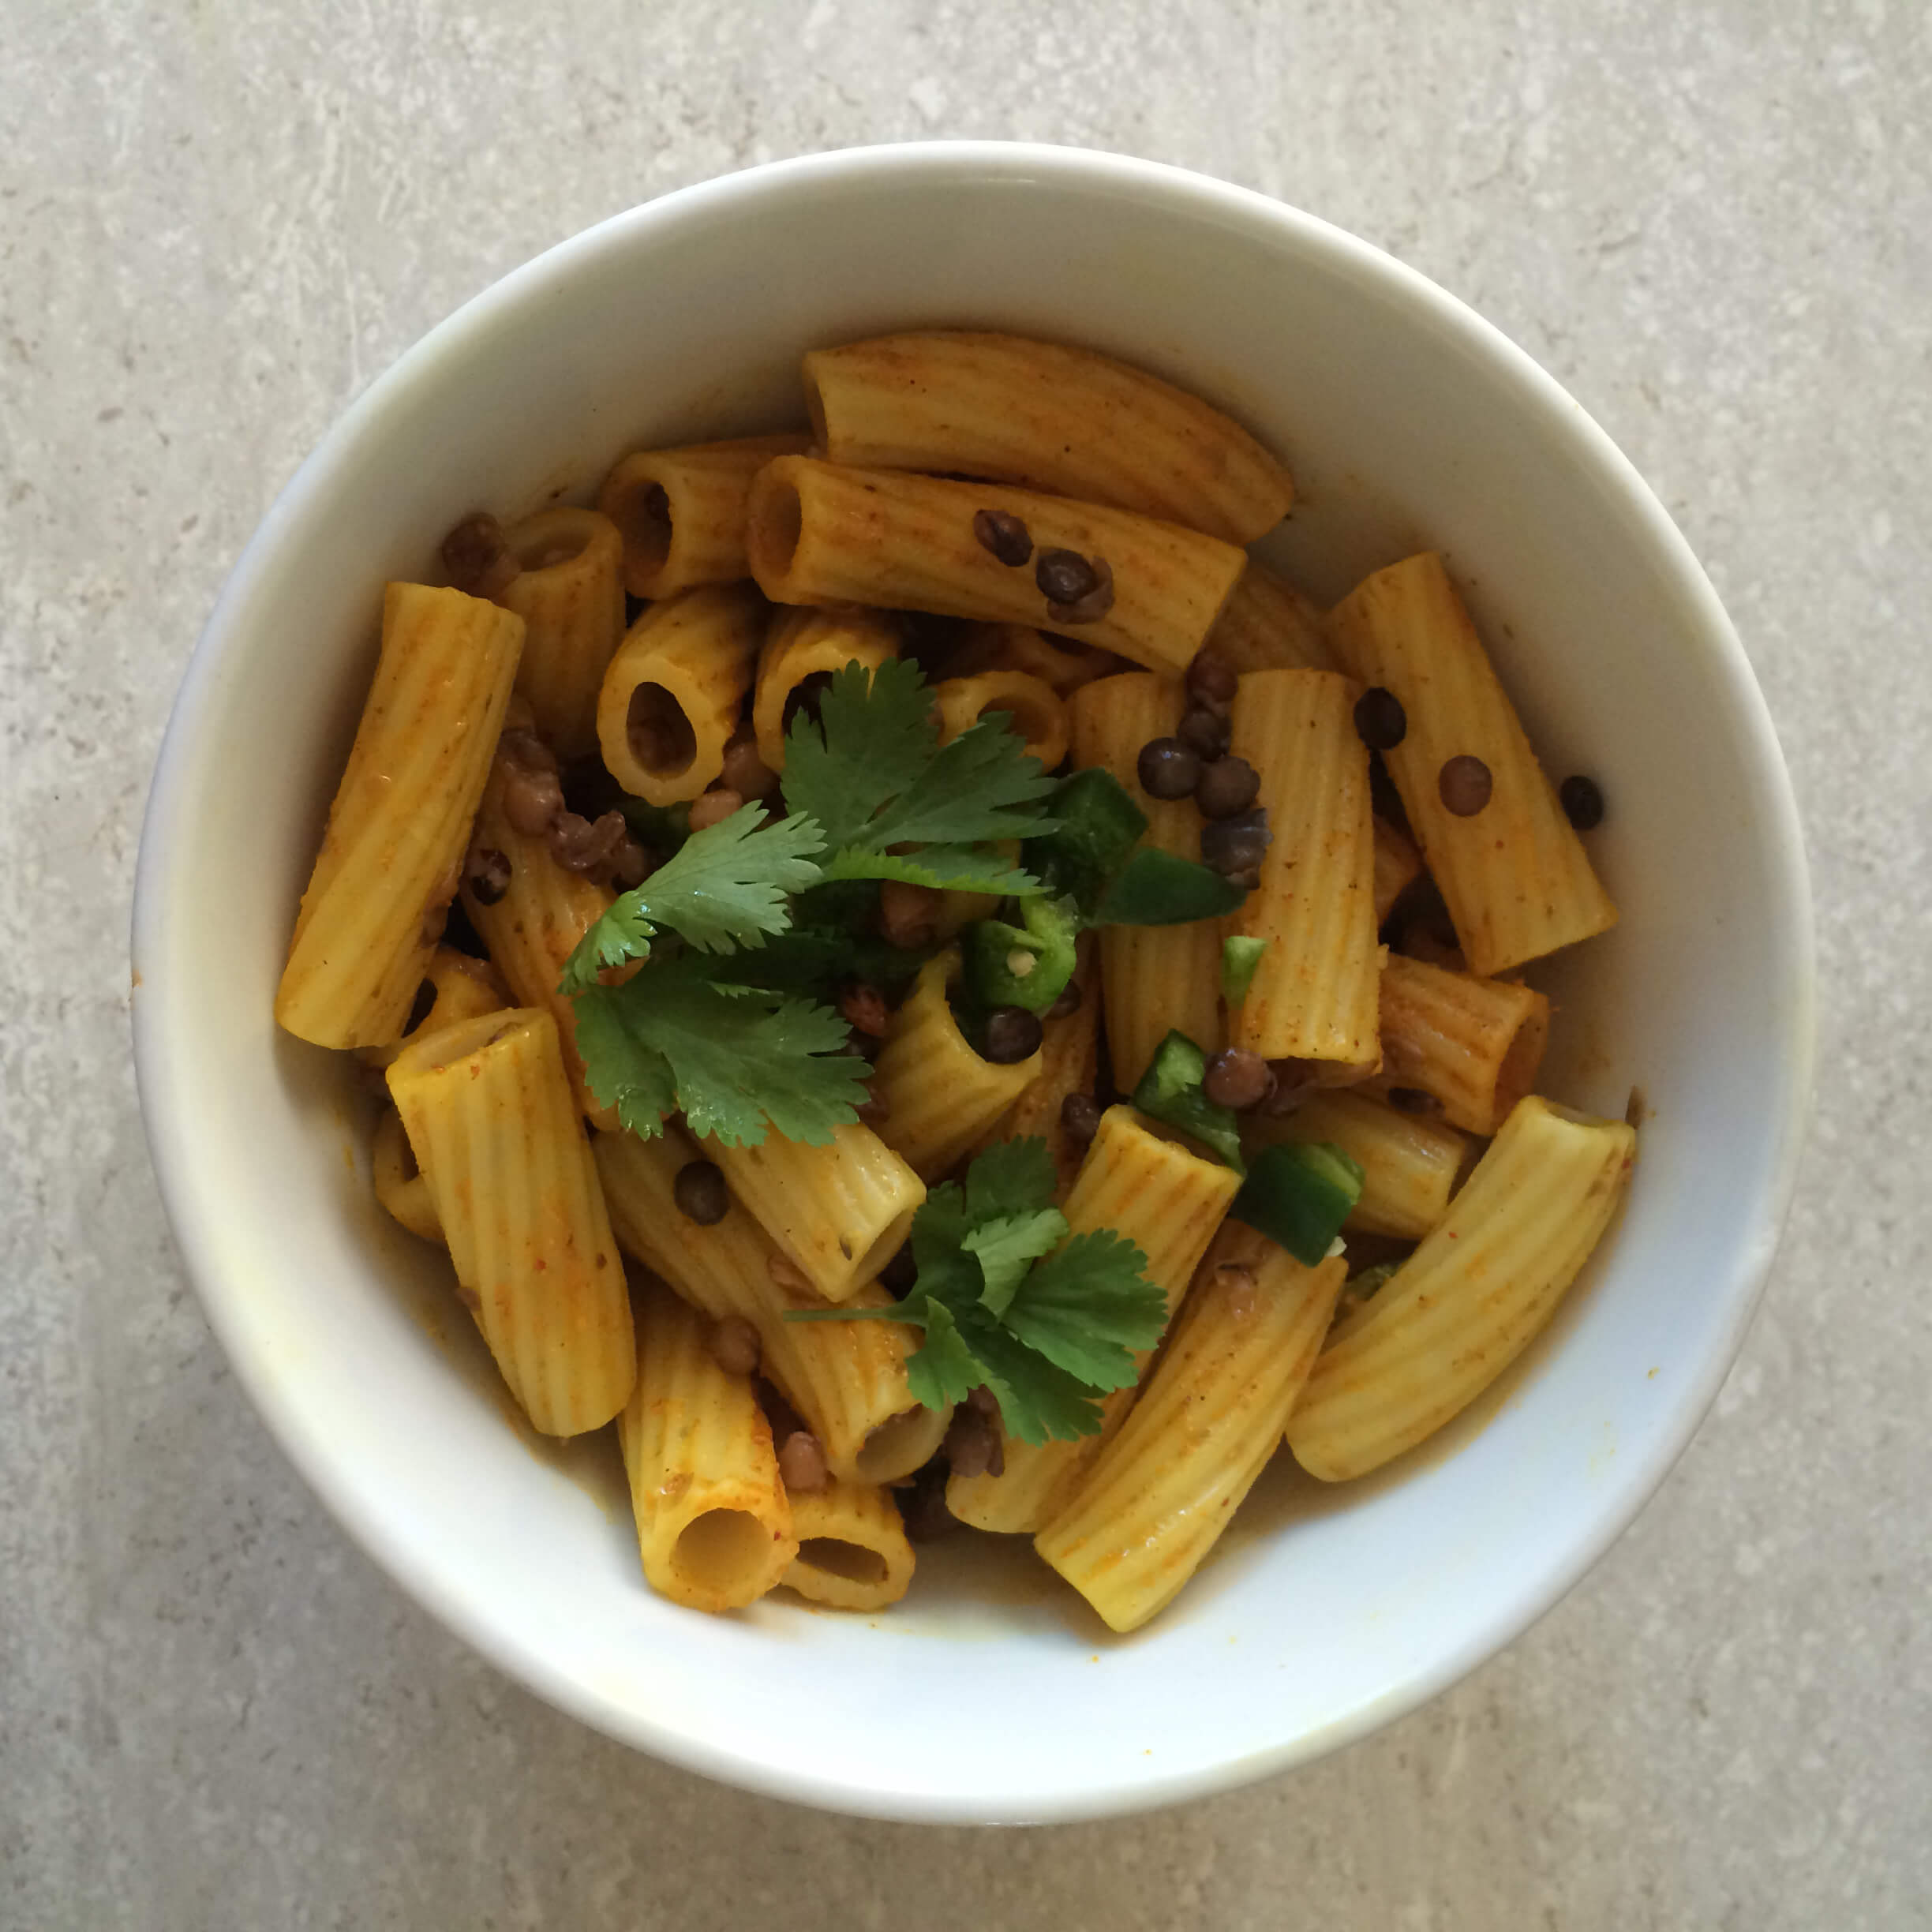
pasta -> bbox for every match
[1367,952,1551,1136]
[358,945,507,1071]
[781,1479,917,1612]
[494,507,626,758]
[1372,818,1425,925]
[277,583,522,1049]
[932,669,1069,773]
[802,331,1294,541]
[1036,1224,1344,1631]
[942,621,1121,697]
[619,1283,797,1612]
[386,1009,635,1437]
[1327,552,1616,975]
[745,456,1247,676]
[970,937,1101,1195]
[1246,1088,1469,1241]
[751,605,897,774]
[1288,1096,1636,1481]
[371,1106,441,1243]
[1205,558,1332,673]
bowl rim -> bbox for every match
[131,138,1816,1823]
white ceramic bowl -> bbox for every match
[133,144,1812,1823]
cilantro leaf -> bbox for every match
[962,1208,1069,1318]
[953,1303,1109,1444]
[560,803,826,992]
[1000,1230,1168,1389]
[573,955,868,1146]
[817,844,1040,896]
[963,1136,1058,1223]
[900,1298,984,1413]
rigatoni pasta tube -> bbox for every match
[802,333,1294,542]
[358,945,507,1072]
[1036,1224,1344,1631]
[593,1126,949,1485]
[751,605,897,774]
[371,1106,441,1243]
[619,1284,797,1612]
[932,669,1069,772]
[970,938,1100,1195]
[869,950,1041,1182]
[1206,559,1332,672]
[277,583,522,1049]
[948,1106,1241,1533]
[1373,818,1425,926]
[1288,1096,1637,1481]
[1327,552,1616,975]
[1068,674,1222,1088]
[706,1122,926,1305]
[746,457,1246,677]
[1247,1088,1469,1241]
[596,584,766,805]
[386,1009,635,1436]
[1226,669,1383,1065]
[945,622,1121,698]
[1370,953,1550,1136]
[493,507,626,760]
[781,1480,916,1612]
[597,432,811,599]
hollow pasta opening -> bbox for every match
[620,481,674,579]
[1494,1000,1551,1122]
[796,1537,889,1587]
[672,1510,772,1594]
[853,1400,949,1485]
[750,476,803,575]
[512,510,597,574]
[801,369,829,449]
[625,681,697,777]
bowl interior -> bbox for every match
[133,145,1810,1822]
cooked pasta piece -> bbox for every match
[493,507,626,758]
[386,1009,635,1436]
[1204,558,1332,672]
[706,1123,926,1305]
[593,1126,949,1484]
[932,668,1069,772]
[969,936,1100,1194]
[1067,673,1223,1088]
[751,605,898,774]
[277,583,522,1048]
[948,1105,1241,1533]
[944,622,1121,697]
[1327,552,1616,975]
[1365,952,1550,1136]
[869,950,1042,1181]
[1036,1223,1344,1631]
[1226,669,1383,1065]
[746,457,1246,676]
[1372,818,1425,926]
[358,945,507,1071]
[371,1106,441,1242]
[803,333,1294,542]
[459,731,614,1121]
[597,432,811,599]
[1246,1088,1469,1240]
[781,1479,916,1612]
[619,1283,797,1612]
[1288,1095,1637,1480]
[596,583,766,805]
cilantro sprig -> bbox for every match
[788,1139,1167,1443]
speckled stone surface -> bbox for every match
[5,2,1928,1925]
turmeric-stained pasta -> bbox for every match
[1227,669,1383,1065]
[746,457,1246,676]
[1327,552,1616,975]
[277,583,522,1049]
[945,622,1121,698]
[596,583,766,805]
[970,938,1100,1195]
[386,1009,635,1436]
[1247,1088,1469,1241]
[781,1479,916,1612]
[493,507,626,759]
[932,669,1069,772]
[358,945,507,1072]
[1288,1096,1636,1481]
[1205,558,1332,673]
[619,1283,797,1612]
[1068,673,1223,1088]
[1367,953,1550,1136]
[593,1126,949,1484]
[1037,1223,1344,1631]
[751,605,898,774]
[598,433,811,599]
[948,1106,1241,1533]
[371,1106,441,1243]
[1372,818,1425,926]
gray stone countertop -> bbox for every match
[4,2,1926,1926]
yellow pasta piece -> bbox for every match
[1246,1088,1470,1241]
[1327,552,1616,975]
[802,333,1294,542]
[780,1479,916,1612]
[706,1123,926,1305]
[489,507,626,759]
[1036,1224,1344,1631]
[596,583,766,805]
[1372,818,1425,926]
[970,938,1101,1195]
[277,583,522,1048]
[948,1105,1241,1533]
[932,668,1069,772]
[459,733,613,1121]
[945,621,1121,697]
[869,950,1041,1182]
[358,945,507,1072]
[1068,674,1222,1088]
[746,457,1245,677]
[1366,953,1550,1136]
[751,605,898,774]
[593,1126,949,1484]
[1288,1095,1637,1481]
[371,1106,441,1242]
[1205,558,1332,672]
[618,1283,797,1612]
[597,433,811,599]
[1227,670,1383,1065]
[387,1009,635,1436]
